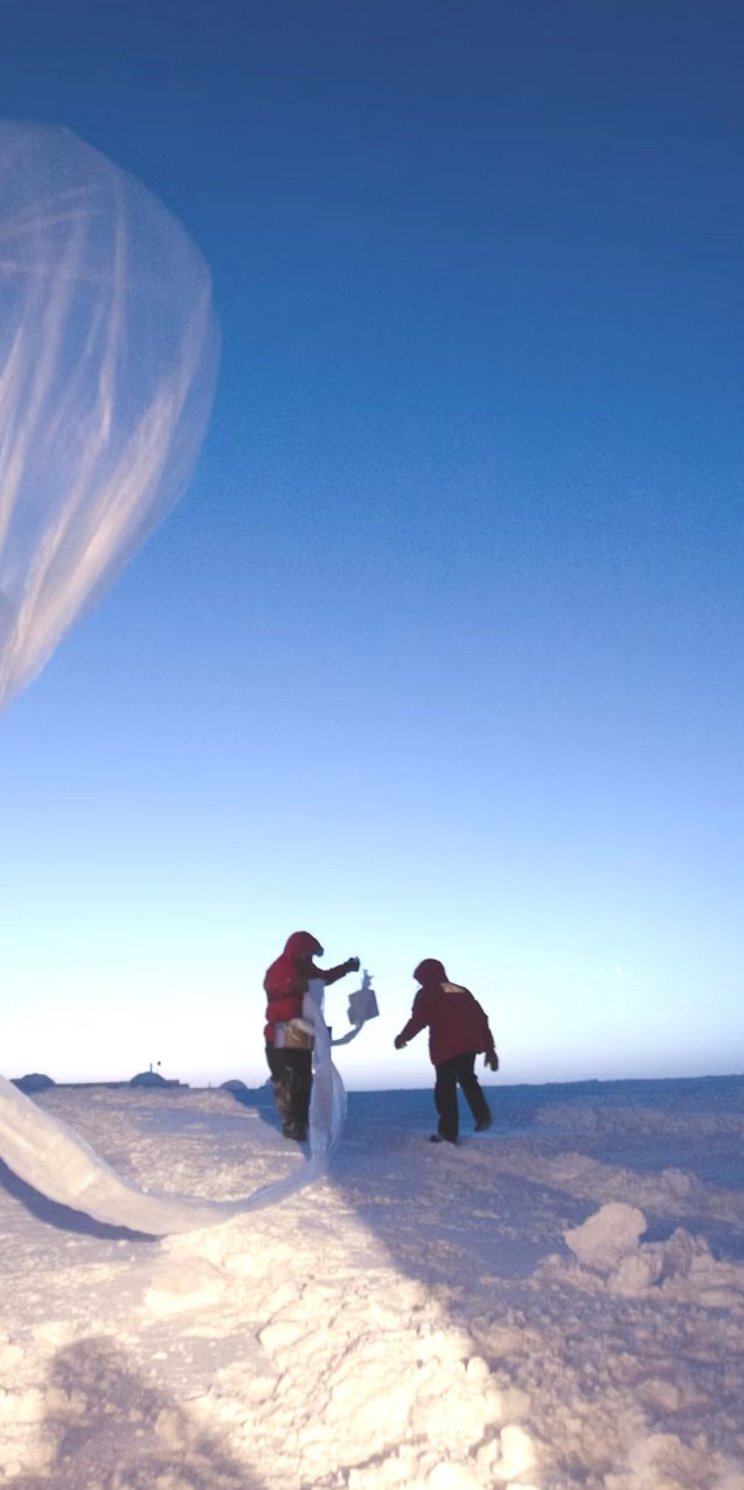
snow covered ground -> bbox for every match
[1,1074,743,1490]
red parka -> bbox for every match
[263,931,356,1043]
[397,958,497,1067]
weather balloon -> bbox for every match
[0,121,219,709]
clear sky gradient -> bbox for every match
[2,1,743,1088]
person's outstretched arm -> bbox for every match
[394,988,431,1049]
[316,955,360,987]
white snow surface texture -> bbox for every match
[1,1074,743,1490]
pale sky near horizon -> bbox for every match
[2,1,743,1090]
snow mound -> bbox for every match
[565,1202,647,1273]
[565,1202,744,1304]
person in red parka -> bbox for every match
[394,959,499,1143]
[263,931,359,1141]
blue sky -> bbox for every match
[1,0,743,1088]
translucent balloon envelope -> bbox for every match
[0,122,219,709]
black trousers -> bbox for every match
[434,1051,491,1141]
[265,1044,312,1135]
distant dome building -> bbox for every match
[220,1079,249,1093]
[12,1072,55,1093]
[129,1070,169,1088]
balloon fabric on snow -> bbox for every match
[0,987,347,1234]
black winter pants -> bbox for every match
[434,1052,491,1142]
[265,1044,312,1137]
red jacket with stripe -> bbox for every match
[397,959,497,1068]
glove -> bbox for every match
[347,956,360,973]
[394,1035,407,1051]
[484,1050,499,1072]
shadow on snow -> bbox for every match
[8,1336,264,1490]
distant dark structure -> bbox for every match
[12,1072,55,1093]
[129,1071,183,1089]
[221,1078,269,1109]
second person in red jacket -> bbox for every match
[394,958,499,1143]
